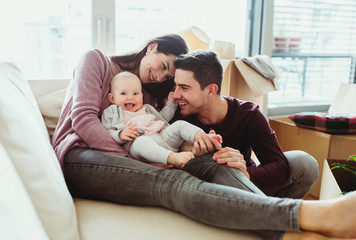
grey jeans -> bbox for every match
[263,150,319,198]
[64,148,308,240]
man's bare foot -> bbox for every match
[283,231,355,240]
[299,191,356,238]
[167,152,194,168]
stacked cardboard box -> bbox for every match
[220,59,277,112]
[269,83,356,198]
[320,159,356,200]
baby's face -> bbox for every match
[109,74,143,112]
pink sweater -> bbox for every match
[52,49,152,171]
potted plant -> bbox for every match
[330,155,356,194]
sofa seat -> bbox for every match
[0,62,260,240]
[75,198,257,240]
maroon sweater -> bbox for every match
[171,96,290,190]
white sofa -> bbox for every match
[0,62,260,240]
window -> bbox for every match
[0,0,91,80]
[268,0,356,115]
[113,0,248,56]
[2,0,252,80]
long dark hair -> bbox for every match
[110,34,189,109]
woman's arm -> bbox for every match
[101,105,126,144]
[69,49,127,152]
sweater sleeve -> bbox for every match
[246,108,290,189]
[158,101,177,122]
[101,105,126,144]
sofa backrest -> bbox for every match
[28,79,69,100]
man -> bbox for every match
[171,50,318,198]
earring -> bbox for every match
[146,52,148,55]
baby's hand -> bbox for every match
[167,91,175,103]
[119,124,140,141]
[208,130,223,144]
[192,130,222,156]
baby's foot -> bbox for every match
[167,152,194,168]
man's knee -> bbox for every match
[284,150,319,184]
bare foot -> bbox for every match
[299,191,356,238]
[283,231,355,240]
[167,152,194,168]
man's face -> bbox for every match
[172,69,207,116]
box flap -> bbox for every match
[234,59,277,97]
[328,83,356,114]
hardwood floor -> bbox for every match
[303,194,319,200]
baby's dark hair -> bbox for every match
[174,50,223,94]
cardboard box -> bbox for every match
[320,159,356,200]
[221,59,277,111]
[269,117,356,198]
[328,83,356,114]
[269,83,356,198]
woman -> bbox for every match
[52,34,356,240]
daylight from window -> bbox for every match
[114,0,247,56]
[0,0,91,79]
[1,0,247,80]
[269,0,356,109]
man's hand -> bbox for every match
[213,147,250,179]
[193,130,222,156]
[119,124,140,141]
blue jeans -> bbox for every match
[64,148,304,240]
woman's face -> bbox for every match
[139,43,176,84]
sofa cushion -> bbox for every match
[37,88,67,138]
[0,143,49,240]
[0,62,80,240]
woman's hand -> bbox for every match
[193,130,222,156]
[119,124,140,141]
[213,147,250,179]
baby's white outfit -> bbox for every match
[101,102,201,164]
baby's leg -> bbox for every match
[130,136,171,165]
[160,120,201,149]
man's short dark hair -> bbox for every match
[174,50,223,94]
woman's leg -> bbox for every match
[64,148,300,239]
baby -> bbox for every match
[101,71,222,168]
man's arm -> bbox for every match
[245,109,289,189]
